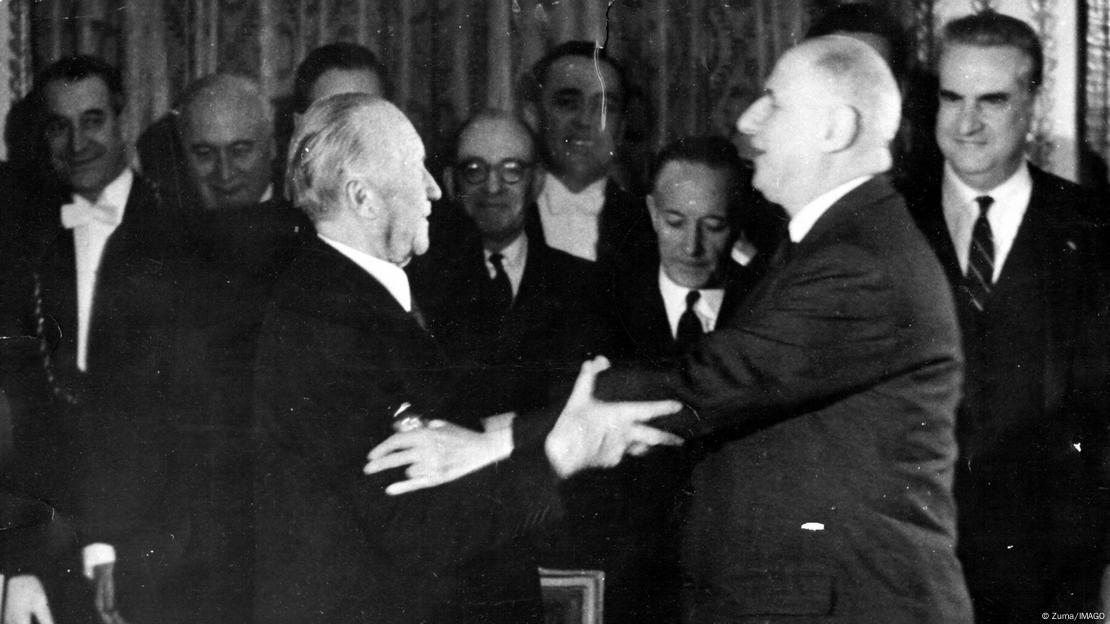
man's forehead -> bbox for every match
[655,162,731,212]
[186,96,268,141]
[939,44,1031,86]
[457,118,533,160]
[544,55,622,96]
[44,76,112,114]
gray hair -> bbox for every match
[286,93,402,220]
[175,73,274,134]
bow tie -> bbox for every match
[60,200,122,229]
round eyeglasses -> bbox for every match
[457,158,534,185]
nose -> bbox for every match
[683,225,703,257]
[484,167,504,194]
[957,102,984,135]
[424,168,442,201]
[737,97,767,136]
[217,151,234,181]
[69,126,88,155]
[573,102,595,129]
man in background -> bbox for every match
[524,41,655,273]
[906,12,1109,621]
[6,54,184,624]
[584,135,766,623]
[176,73,276,211]
[411,110,602,417]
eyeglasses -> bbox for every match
[457,158,534,185]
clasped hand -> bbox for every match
[364,356,684,493]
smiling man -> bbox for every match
[19,54,185,624]
[904,12,1109,622]
[526,41,655,272]
[410,111,602,416]
[177,73,276,211]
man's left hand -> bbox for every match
[364,421,513,495]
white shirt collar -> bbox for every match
[64,168,133,221]
[539,173,607,215]
[788,175,872,243]
[259,184,274,203]
[484,233,529,296]
[658,267,725,337]
[317,234,412,311]
[942,161,1032,281]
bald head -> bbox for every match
[177,73,275,210]
[805,35,901,146]
[737,35,900,212]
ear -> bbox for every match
[645,194,660,234]
[1029,89,1045,139]
[344,177,384,219]
[822,104,861,153]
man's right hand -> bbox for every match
[545,356,684,478]
[91,562,129,624]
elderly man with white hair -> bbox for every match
[176,73,276,211]
[251,93,681,624]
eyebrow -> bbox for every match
[941,88,1012,102]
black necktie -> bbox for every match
[964,195,995,312]
[489,252,513,311]
[675,290,703,347]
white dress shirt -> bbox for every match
[942,162,1032,283]
[658,268,725,337]
[318,234,413,311]
[788,175,871,243]
[75,169,134,577]
[63,168,133,373]
[536,173,607,261]
[484,233,528,298]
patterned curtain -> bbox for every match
[1086,0,1110,186]
[25,0,1098,183]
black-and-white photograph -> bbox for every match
[0,1,1108,623]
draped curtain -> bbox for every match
[8,0,1104,186]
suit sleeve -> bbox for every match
[597,243,901,439]
[253,307,564,576]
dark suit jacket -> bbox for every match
[598,177,972,623]
[411,225,604,416]
[575,260,765,624]
[253,236,564,624]
[147,198,312,622]
[906,164,1109,619]
[0,172,188,620]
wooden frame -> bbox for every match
[539,567,605,624]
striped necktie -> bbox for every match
[964,195,995,312]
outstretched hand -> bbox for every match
[544,356,684,478]
[364,420,513,495]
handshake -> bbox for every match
[364,356,683,494]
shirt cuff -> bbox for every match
[82,543,116,579]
